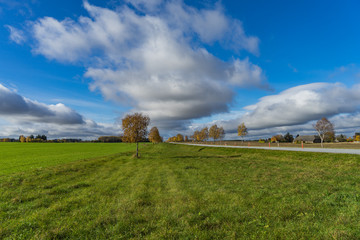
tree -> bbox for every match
[98,136,122,143]
[218,127,225,142]
[122,113,150,158]
[184,136,188,142]
[237,122,248,140]
[209,124,226,142]
[26,135,34,142]
[148,127,162,143]
[200,127,209,142]
[166,136,176,142]
[272,135,284,142]
[19,135,26,143]
[354,133,360,142]
[176,134,184,142]
[209,124,220,142]
[284,132,294,143]
[41,135,47,141]
[314,117,334,148]
[336,134,347,142]
[192,130,200,142]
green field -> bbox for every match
[0,142,134,175]
[1,143,360,239]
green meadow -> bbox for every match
[1,143,360,239]
[0,142,134,175]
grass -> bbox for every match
[1,143,360,239]
[201,140,360,149]
[0,142,134,175]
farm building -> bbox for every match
[293,135,321,143]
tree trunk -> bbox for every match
[321,139,324,148]
[136,142,139,158]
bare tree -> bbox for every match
[219,126,225,143]
[314,117,334,148]
[237,122,248,141]
[122,113,150,157]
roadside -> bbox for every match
[171,142,360,155]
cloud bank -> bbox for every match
[0,84,119,139]
[214,82,360,138]
[25,0,267,129]
[0,84,84,124]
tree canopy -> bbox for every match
[237,122,248,139]
[122,113,150,157]
[209,124,225,142]
[148,127,162,143]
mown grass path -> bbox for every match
[1,143,360,239]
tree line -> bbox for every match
[166,122,249,143]
[2,115,359,156]
[19,135,47,142]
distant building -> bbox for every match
[293,135,321,144]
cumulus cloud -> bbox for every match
[0,120,121,140]
[25,0,267,129]
[206,82,360,139]
[0,84,85,124]
[0,84,121,139]
[241,82,360,129]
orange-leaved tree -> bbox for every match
[122,113,150,158]
[148,126,162,143]
[176,134,184,142]
[200,127,209,142]
[209,124,225,142]
[19,135,26,143]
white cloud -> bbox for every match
[0,84,85,124]
[241,82,360,129]
[0,120,121,140]
[125,0,162,11]
[5,25,26,44]
[209,82,360,139]
[25,0,266,130]
[0,84,120,139]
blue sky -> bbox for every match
[1,0,360,139]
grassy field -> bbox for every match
[0,142,134,175]
[1,143,360,239]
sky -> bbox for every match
[1,0,360,140]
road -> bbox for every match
[172,143,360,155]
